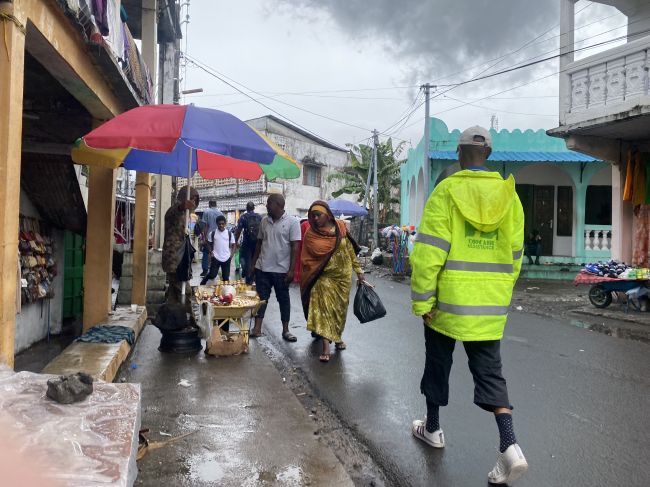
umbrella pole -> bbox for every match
[181,148,192,305]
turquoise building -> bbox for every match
[401,118,613,263]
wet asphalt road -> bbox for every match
[260,276,650,487]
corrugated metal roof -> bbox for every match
[429,150,601,162]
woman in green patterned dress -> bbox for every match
[300,201,365,362]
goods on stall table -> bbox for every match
[195,281,263,356]
[574,268,650,309]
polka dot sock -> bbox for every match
[425,401,440,433]
[495,413,517,453]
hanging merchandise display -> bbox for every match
[381,225,411,275]
[18,216,57,305]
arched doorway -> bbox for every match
[408,176,416,226]
[415,168,425,227]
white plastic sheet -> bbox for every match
[0,368,141,486]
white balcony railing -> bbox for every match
[585,225,612,255]
[563,36,650,125]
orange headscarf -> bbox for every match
[299,201,348,318]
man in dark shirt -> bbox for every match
[162,186,199,306]
[235,201,262,284]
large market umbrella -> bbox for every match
[71,104,301,180]
[71,104,301,300]
[327,199,368,217]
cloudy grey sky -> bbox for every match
[183,0,626,148]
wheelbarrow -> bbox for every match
[588,280,648,308]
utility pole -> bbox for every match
[372,129,380,249]
[422,83,432,201]
[359,134,375,244]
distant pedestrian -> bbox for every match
[201,201,224,277]
[300,201,364,362]
[193,217,208,275]
[250,194,301,341]
[525,229,542,265]
[201,215,236,285]
[410,126,528,484]
[235,201,262,284]
[162,186,199,308]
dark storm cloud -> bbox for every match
[273,0,559,84]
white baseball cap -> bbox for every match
[458,125,492,148]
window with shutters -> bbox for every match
[303,165,322,187]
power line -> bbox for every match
[185,54,411,143]
[184,55,348,147]
[441,94,557,117]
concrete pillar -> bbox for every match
[575,182,587,261]
[154,38,176,249]
[559,0,576,125]
[131,173,151,305]
[611,163,634,262]
[0,3,26,367]
[83,166,117,331]
[131,0,157,304]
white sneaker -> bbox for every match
[488,443,528,484]
[411,419,445,448]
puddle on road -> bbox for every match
[189,456,225,483]
[569,319,650,344]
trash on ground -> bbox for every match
[515,306,523,311]
[177,379,192,387]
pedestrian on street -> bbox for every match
[235,201,262,285]
[250,194,301,341]
[201,215,236,285]
[162,186,199,308]
[201,201,224,277]
[300,201,364,362]
[409,126,528,485]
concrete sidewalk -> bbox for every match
[120,323,353,486]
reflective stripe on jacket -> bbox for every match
[410,170,524,341]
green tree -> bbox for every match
[328,138,405,224]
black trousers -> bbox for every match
[200,257,231,285]
[239,244,255,285]
[421,325,512,412]
[255,270,290,323]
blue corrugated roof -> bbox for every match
[429,150,601,162]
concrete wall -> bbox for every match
[15,190,64,354]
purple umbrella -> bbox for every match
[327,199,369,217]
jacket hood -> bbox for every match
[447,170,516,233]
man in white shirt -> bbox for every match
[251,194,301,341]
[200,215,235,285]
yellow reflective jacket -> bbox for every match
[410,170,524,341]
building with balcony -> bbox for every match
[0,0,180,367]
[402,118,612,263]
[548,0,650,267]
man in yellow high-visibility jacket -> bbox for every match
[410,126,528,485]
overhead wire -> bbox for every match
[184,53,412,143]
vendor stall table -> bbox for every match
[195,286,263,356]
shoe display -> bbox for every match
[411,419,445,448]
[488,443,528,484]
